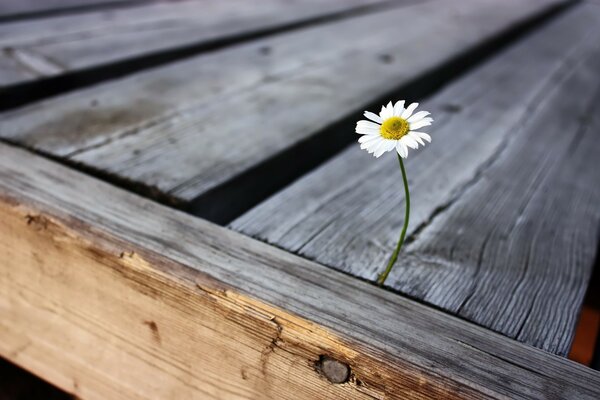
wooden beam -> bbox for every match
[231,2,600,356]
[0,143,599,399]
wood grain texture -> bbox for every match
[0,0,389,87]
[1,143,600,399]
[0,0,568,211]
[231,3,600,356]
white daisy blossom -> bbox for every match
[356,100,433,158]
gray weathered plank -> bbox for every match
[231,3,600,356]
[0,0,143,19]
[1,141,600,399]
[0,0,388,87]
[0,0,568,215]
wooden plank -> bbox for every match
[0,0,389,88]
[0,0,569,222]
[0,51,37,85]
[1,143,600,399]
[0,0,143,20]
[231,3,600,356]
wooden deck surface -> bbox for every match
[1,0,599,398]
[232,3,600,356]
[0,0,567,220]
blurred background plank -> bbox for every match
[0,0,390,89]
[0,0,146,20]
[231,3,600,356]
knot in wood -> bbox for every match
[317,356,350,384]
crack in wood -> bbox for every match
[260,319,284,376]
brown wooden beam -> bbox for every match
[1,142,599,399]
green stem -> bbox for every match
[377,153,410,286]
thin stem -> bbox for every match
[377,153,410,286]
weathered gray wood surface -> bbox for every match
[0,0,568,222]
[231,3,600,356]
[0,0,389,88]
[0,0,143,19]
[1,141,600,399]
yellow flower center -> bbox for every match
[380,117,409,140]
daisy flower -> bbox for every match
[355,100,434,286]
[356,100,432,158]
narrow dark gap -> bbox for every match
[0,0,408,111]
[0,356,74,399]
[0,0,149,23]
[186,0,576,225]
[569,228,600,368]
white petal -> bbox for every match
[384,139,398,152]
[393,100,405,117]
[356,127,380,135]
[379,105,386,119]
[360,140,378,151]
[361,136,383,151]
[411,131,432,143]
[356,120,381,135]
[407,111,430,123]
[364,111,382,123]
[374,140,396,158]
[409,118,432,130]
[396,142,408,158]
[373,146,386,158]
[358,134,382,144]
[380,102,393,120]
[357,120,381,129]
[356,125,380,132]
[408,131,425,146]
[369,138,386,155]
[401,102,419,119]
[401,135,419,149]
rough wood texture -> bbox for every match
[1,143,600,399]
[0,0,388,87]
[0,0,568,218]
[232,3,600,356]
